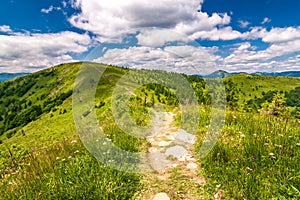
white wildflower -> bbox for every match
[269,152,276,159]
[245,167,252,171]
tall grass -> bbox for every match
[200,111,300,199]
[0,138,141,199]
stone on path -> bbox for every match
[148,151,170,171]
[187,162,198,169]
[158,141,172,147]
[165,145,187,160]
[152,192,170,200]
[176,129,196,144]
[186,155,196,162]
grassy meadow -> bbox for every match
[197,110,300,199]
[0,62,299,199]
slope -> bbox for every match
[0,62,299,199]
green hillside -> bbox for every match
[0,62,299,199]
[225,74,300,104]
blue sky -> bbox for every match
[0,0,300,74]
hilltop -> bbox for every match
[0,62,299,199]
[1,63,299,145]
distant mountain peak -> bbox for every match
[200,70,300,78]
[0,73,29,82]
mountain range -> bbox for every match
[0,73,29,82]
[201,70,300,78]
[1,69,300,82]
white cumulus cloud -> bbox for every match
[261,26,300,43]
[95,45,220,74]
[0,25,13,33]
[0,31,91,72]
[68,0,232,45]
[238,20,250,28]
[261,17,271,24]
[223,39,300,72]
[41,5,62,14]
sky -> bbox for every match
[1,0,300,74]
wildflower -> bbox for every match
[240,134,245,138]
[253,156,257,161]
[264,143,269,146]
[269,152,276,159]
[74,150,79,154]
[56,157,60,160]
[216,184,221,188]
[103,142,107,145]
[278,134,283,137]
[68,156,72,159]
[71,140,77,144]
[274,144,282,148]
[62,158,66,161]
[296,143,300,146]
[245,167,253,171]
[253,134,257,137]
[106,138,112,142]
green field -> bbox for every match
[0,62,299,199]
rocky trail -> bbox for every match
[135,111,208,200]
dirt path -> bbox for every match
[134,111,207,200]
